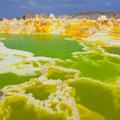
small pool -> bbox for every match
[0,73,38,89]
[104,46,120,55]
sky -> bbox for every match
[0,0,120,18]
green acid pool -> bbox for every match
[0,34,120,84]
[0,34,84,59]
[0,34,120,120]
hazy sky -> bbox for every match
[0,0,120,18]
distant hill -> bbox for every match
[1,12,120,20]
[71,12,120,19]
[19,11,120,19]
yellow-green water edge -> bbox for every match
[0,34,120,120]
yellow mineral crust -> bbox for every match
[0,14,119,40]
[0,79,107,120]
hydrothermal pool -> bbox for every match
[0,34,84,59]
[0,34,120,120]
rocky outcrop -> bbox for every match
[22,12,35,19]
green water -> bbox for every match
[0,34,83,59]
[0,34,84,88]
[0,34,120,83]
[104,46,120,55]
[0,73,37,89]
